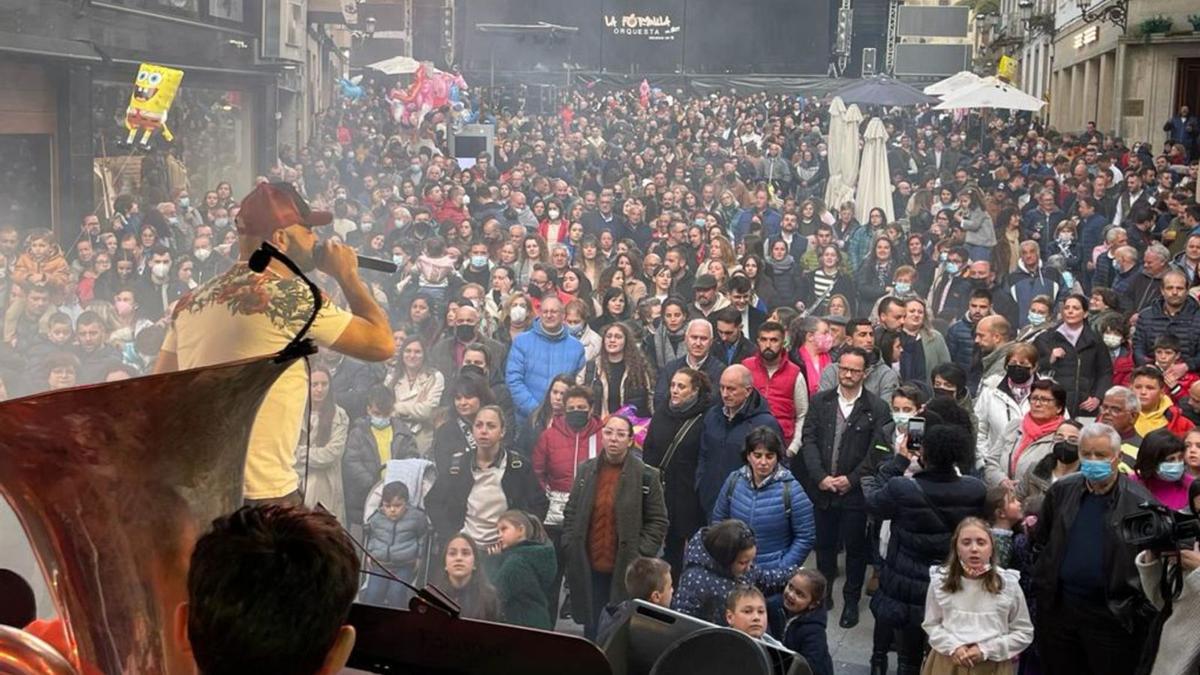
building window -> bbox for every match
[286,1,303,47]
[208,0,244,22]
[158,0,198,14]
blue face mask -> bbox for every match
[944,262,960,276]
[1028,312,1047,326]
[894,281,911,295]
[1080,458,1113,482]
[1158,461,1186,482]
[369,415,391,429]
[1062,271,1075,288]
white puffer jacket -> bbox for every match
[974,374,1029,471]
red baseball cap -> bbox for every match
[236,182,332,239]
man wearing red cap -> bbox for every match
[155,183,393,506]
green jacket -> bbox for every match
[563,454,669,624]
[492,540,558,630]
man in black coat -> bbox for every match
[1030,422,1158,675]
[796,347,893,629]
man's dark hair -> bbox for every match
[75,310,106,330]
[187,505,359,675]
[847,318,873,335]
[757,320,785,338]
[969,287,993,303]
[713,306,742,327]
[727,275,752,294]
[839,346,869,364]
[879,296,906,317]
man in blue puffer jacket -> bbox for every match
[505,296,585,422]
[695,364,782,514]
[710,427,815,571]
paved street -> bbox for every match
[6,505,876,673]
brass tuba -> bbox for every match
[0,354,298,675]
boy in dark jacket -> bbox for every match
[595,556,674,646]
[361,482,427,608]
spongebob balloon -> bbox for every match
[125,63,184,146]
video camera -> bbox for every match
[1120,501,1200,552]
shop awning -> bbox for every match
[0,30,102,62]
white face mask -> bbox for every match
[1103,333,1123,349]
[509,305,528,323]
[193,248,212,261]
[151,262,170,279]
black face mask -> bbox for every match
[1006,364,1033,384]
[933,387,957,399]
[564,410,590,431]
[527,284,544,299]
[455,324,477,343]
[1052,441,1079,464]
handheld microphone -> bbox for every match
[355,255,399,274]
[312,245,398,274]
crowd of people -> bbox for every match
[5,78,1200,675]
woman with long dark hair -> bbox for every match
[389,336,445,456]
[296,364,350,523]
[799,245,855,317]
[432,373,496,476]
[855,235,899,310]
[580,321,655,417]
[644,297,690,372]
[438,532,503,621]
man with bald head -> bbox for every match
[652,318,727,411]
[429,301,508,383]
[972,314,1014,392]
[695,363,781,514]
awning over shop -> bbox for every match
[0,30,101,62]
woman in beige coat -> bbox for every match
[389,336,445,456]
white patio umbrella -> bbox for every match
[934,77,1045,112]
[855,117,894,223]
[841,103,865,191]
[367,55,422,75]
[924,71,982,97]
[823,97,848,206]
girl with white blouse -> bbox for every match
[921,517,1033,675]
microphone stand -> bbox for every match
[248,241,321,362]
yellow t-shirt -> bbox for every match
[162,263,353,499]
[371,425,394,469]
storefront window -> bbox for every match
[92,80,253,206]
[208,0,244,22]
[0,135,53,230]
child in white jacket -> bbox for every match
[921,517,1034,675]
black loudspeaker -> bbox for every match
[649,627,773,675]
[602,600,811,675]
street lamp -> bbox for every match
[1075,0,1128,33]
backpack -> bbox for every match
[723,472,792,520]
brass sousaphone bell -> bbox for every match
[0,353,299,674]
